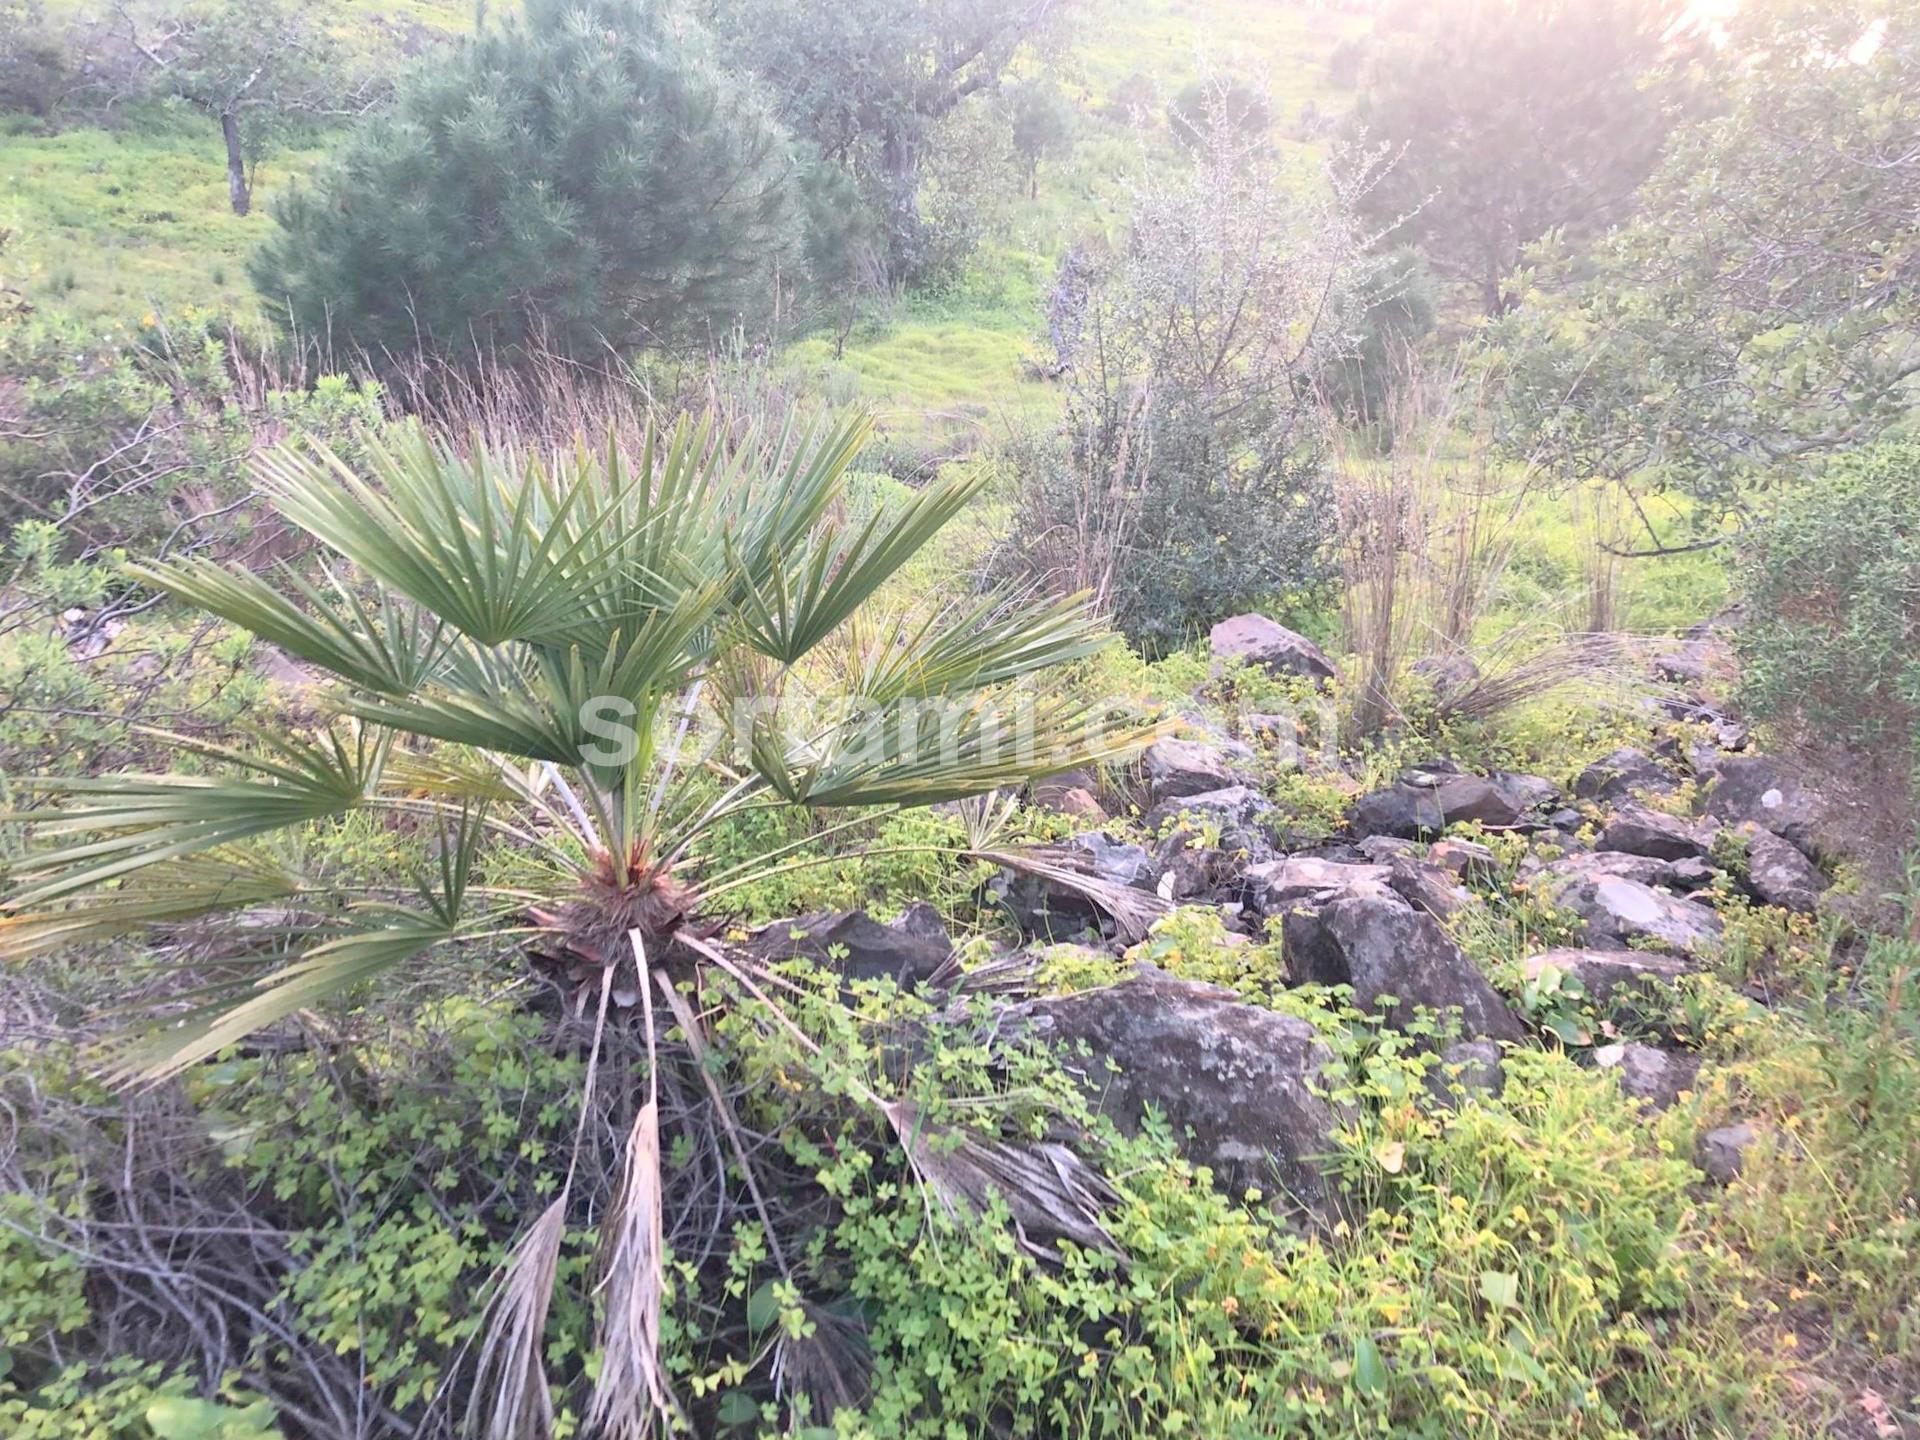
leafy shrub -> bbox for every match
[253,0,797,364]
[1737,441,1920,798]
[0,315,383,548]
[999,115,1382,654]
[1167,76,1271,150]
[0,1360,279,1440]
[0,0,67,117]
[823,1009,1767,1438]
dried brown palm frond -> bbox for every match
[772,1298,872,1426]
[972,846,1170,943]
[587,934,679,1440]
[948,949,1045,999]
[882,1098,1121,1262]
[464,1197,565,1440]
[587,1103,675,1440]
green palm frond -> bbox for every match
[128,557,446,696]
[846,589,1116,703]
[735,466,991,665]
[0,851,307,963]
[255,427,651,649]
[112,910,454,1085]
[339,655,590,766]
[790,692,1158,808]
[4,728,388,907]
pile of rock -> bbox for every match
[738,613,1830,1215]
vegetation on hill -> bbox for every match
[1,0,1917,1436]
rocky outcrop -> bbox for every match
[1427,838,1498,881]
[1594,1042,1700,1109]
[1142,737,1254,804]
[1596,803,1710,861]
[1350,768,1556,839]
[1209,613,1336,684]
[1701,755,1829,858]
[1243,856,1389,913]
[1731,822,1828,913]
[746,908,952,989]
[1521,947,1693,1029]
[1384,857,1474,921]
[1017,968,1345,1210]
[1573,747,1678,804]
[1280,887,1525,1044]
[1537,860,1723,956]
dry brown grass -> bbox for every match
[1332,359,1635,740]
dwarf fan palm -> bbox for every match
[1,410,1151,1434]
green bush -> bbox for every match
[0,316,383,548]
[0,0,67,119]
[253,0,796,364]
[1737,442,1920,794]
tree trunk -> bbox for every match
[221,110,250,216]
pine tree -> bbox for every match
[252,0,796,363]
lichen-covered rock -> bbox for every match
[745,908,951,989]
[1017,969,1346,1210]
[1538,862,1723,956]
[1535,850,1686,889]
[1594,1042,1700,1110]
[1596,802,1711,861]
[1701,755,1829,858]
[1574,747,1678,803]
[1732,822,1829,913]
[1242,855,1391,914]
[1385,857,1474,921]
[1142,737,1253,803]
[1427,837,1498,881]
[1145,783,1275,835]
[1209,613,1337,684]
[1350,769,1553,839]
[1280,888,1525,1044]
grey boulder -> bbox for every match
[1594,1042,1700,1110]
[1574,747,1678,804]
[1350,769,1552,839]
[1521,948,1693,1028]
[1427,837,1498,881]
[1385,857,1475,921]
[1596,803,1710,861]
[1732,822,1828,914]
[745,908,952,990]
[1142,737,1254,804]
[1538,863,1723,956]
[1702,755,1829,858]
[1209,613,1337,684]
[1017,969,1346,1210]
[1695,1123,1762,1185]
[1281,887,1525,1044]
[1243,856,1390,914]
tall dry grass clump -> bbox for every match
[1332,360,1632,740]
